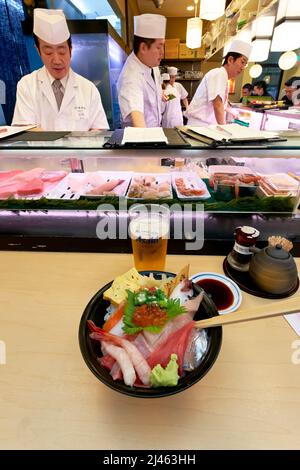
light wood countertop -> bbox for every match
[0,251,300,450]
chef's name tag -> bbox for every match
[73,106,87,120]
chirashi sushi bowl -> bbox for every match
[79,267,222,398]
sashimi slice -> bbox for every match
[85,172,105,187]
[41,170,67,183]
[68,174,88,192]
[0,170,23,181]
[87,179,124,195]
[147,321,195,376]
[143,312,193,350]
[17,178,44,196]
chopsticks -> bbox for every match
[194,304,299,329]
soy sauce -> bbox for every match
[196,278,234,310]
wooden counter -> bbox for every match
[0,252,300,450]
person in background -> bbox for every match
[282,76,300,106]
[167,67,189,109]
[253,80,272,97]
[240,83,253,102]
[161,73,184,128]
[117,14,166,128]
[186,40,251,126]
[12,9,108,131]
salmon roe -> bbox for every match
[132,304,168,328]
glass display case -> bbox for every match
[0,133,299,255]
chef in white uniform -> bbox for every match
[161,73,184,128]
[167,67,189,109]
[186,40,251,126]
[117,14,166,128]
[12,9,108,131]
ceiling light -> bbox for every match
[249,39,271,62]
[271,0,300,51]
[278,50,298,70]
[200,0,226,21]
[186,17,202,49]
[249,64,263,78]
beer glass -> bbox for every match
[128,204,170,271]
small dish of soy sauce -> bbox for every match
[190,272,242,315]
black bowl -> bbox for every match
[79,271,222,398]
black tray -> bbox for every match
[223,257,299,299]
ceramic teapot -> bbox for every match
[249,244,298,294]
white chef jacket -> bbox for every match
[186,67,228,126]
[161,84,183,128]
[117,52,162,127]
[12,66,109,131]
[174,82,188,101]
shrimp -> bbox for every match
[88,321,151,385]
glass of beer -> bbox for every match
[129,204,170,271]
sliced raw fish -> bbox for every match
[41,170,67,182]
[87,179,124,195]
[0,170,23,181]
[183,329,208,371]
[17,178,44,196]
[85,172,105,187]
[68,174,88,192]
[143,312,192,350]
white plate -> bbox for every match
[190,272,242,315]
[46,171,132,200]
[171,171,211,200]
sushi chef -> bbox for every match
[186,40,251,126]
[117,13,166,127]
[161,73,184,128]
[167,67,189,109]
[12,9,109,131]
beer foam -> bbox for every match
[130,214,169,240]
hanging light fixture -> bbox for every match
[186,0,202,49]
[249,16,275,62]
[278,50,299,69]
[271,0,300,51]
[200,0,226,21]
[249,64,263,78]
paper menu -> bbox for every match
[121,127,168,145]
[0,125,35,139]
[188,123,279,142]
[285,312,300,337]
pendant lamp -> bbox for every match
[271,0,300,51]
[200,0,226,21]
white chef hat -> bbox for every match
[167,67,178,76]
[134,14,166,39]
[161,73,170,81]
[34,9,70,45]
[227,40,252,59]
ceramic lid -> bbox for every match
[266,244,289,260]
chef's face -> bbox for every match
[140,39,165,67]
[227,55,248,79]
[169,75,176,85]
[37,39,71,80]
